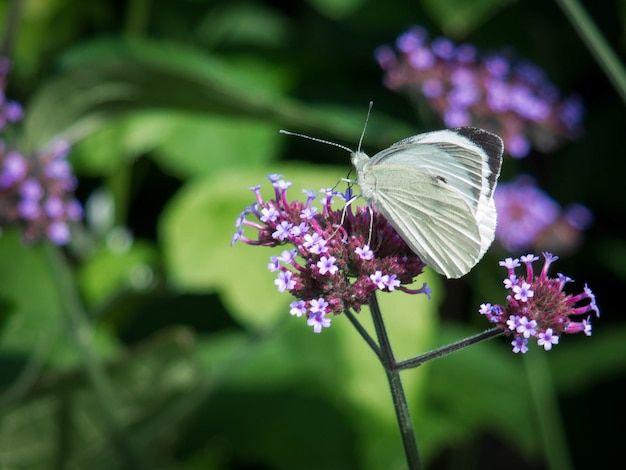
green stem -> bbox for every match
[0,321,59,412]
[369,293,422,470]
[396,328,503,370]
[106,165,131,227]
[124,0,153,37]
[554,0,626,105]
[44,243,144,469]
[0,0,22,58]
[524,353,573,470]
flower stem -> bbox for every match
[0,0,23,58]
[524,353,573,470]
[396,328,503,370]
[554,0,626,105]
[44,243,143,469]
[369,293,422,470]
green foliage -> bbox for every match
[0,0,623,469]
[422,0,516,35]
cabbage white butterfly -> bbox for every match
[281,114,503,279]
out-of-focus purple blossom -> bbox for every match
[0,57,82,245]
[0,141,83,245]
[0,151,27,188]
[375,26,584,157]
[494,176,592,254]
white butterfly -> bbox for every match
[351,127,503,278]
[281,121,503,279]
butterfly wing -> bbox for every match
[356,127,503,278]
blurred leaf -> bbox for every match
[71,110,280,178]
[195,292,439,470]
[78,239,160,306]
[21,37,413,155]
[9,0,93,84]
[421,324,540,461]
[307,0,368,19]
[0,327,204,469]
[550,325,626,391]
[69,112,170,176]
[0,230,120,368]
[21,38,288,153]
[151,113,280,178]
[197,2,291,47]
[594,235,626,279]
[0,231,62,352]
[421,0,516,36]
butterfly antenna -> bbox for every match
[279,130,353,153]
[357,101,373,153]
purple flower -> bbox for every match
[44,157,72,180]
[44,196,65,218]
[355,244,374,260]
[511,336,529,354]
[376,26,584,157]
[512,282,534,302]
[317,255,338,275]
[494,176,592,252]
[290,300,307,317]
[307,311,331,334]
[65,199,83,221]
[47,220,70,245]
[0,62,82,245]
[275,271,296,293]
[479,252,599,353]
[233,174,428,332]
[20,178,44,200]
[537,328,559,351]
[18,199,41,220]
[0,151,27,188]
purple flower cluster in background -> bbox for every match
[480,253,598,353]
[0,58,82,245]
[232,174,430,333]
[494,176,593,253]
[375,26,584,157]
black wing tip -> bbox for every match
[451,127,504,160]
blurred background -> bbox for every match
[0,0,624,469]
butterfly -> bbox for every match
[281,109,503,278]
[350,127,503,278]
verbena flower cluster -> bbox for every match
[480,252,598,353]
[375,26,584,157]
[232,174,430,333]
[0,58,82,245]
[494,175,593,252]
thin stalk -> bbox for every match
[369,293,422,470]
[44,243,143,469]
[396,328,503,370]
[0,322,59,412]
[124,0,153,37]
[0,0,22,58]
[555,0,626,105]
[524,353,573,470]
